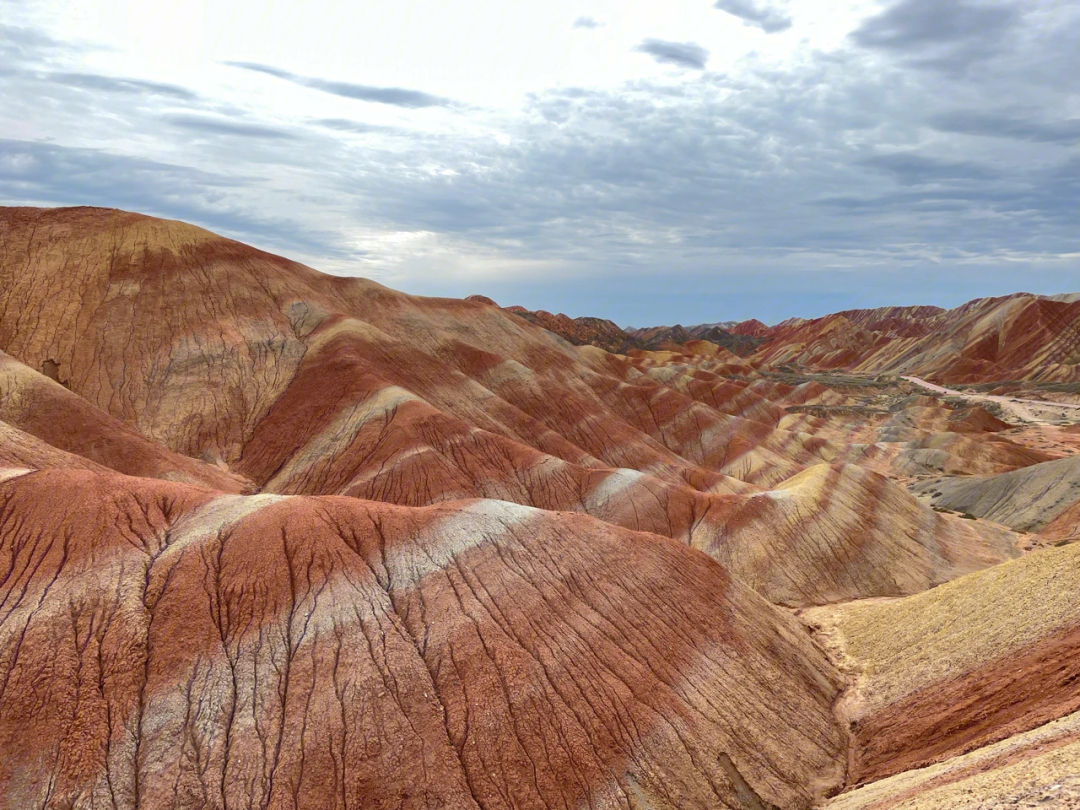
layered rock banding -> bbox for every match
[1,205,1078,808]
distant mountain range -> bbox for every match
[506,294,1080,384]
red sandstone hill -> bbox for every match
[498,303,642,354]
[1,207,1017,603]
[502,291,1080,384]
[730,318,771,337]
[1,206,1078,808]
[628,323,765,356]
[493,308,765,359]
[690,297,1080,383]
[632,294,1080,383]
[685,324,766,356]
[0,467,848,809]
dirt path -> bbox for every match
[901,376,1080,424]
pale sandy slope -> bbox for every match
[823,709,1080,810]
[803,541,1080,788]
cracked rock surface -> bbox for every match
[2,206,1079,808]
[0,468,845,809]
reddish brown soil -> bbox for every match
[851,623,1080,785]
[0,352,248,490]
[1,205,1075,807]
[0,467,847,809]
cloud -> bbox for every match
[930,111,1080,144]
[0,139,235,191]
[313,118,394,135]
[0,139,315,244]
[850,0,1021,71]
[0,139,353,258]
[46,72,198,100]
[339,47,1077,269]
[572,16,602,29]
[0,23,76,62]
[634,39,710,70]
[162,113,298,140]
[3,5,1077,325]
[861,152,997,185]
[713,0,793,33]
[224,61,453,108]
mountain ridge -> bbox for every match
[1,205,1078,808]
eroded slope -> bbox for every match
[803,541,1080,786]
[2,205,1075,809]
[0,468,847,809]
[0,206,1020,609]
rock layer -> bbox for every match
[804,540,1080,786]
[0,468,847,809]
[1,205,1075,808]
[0,207,1017,610]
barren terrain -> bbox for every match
[1,206,1079,808]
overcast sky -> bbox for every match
[1,0,1077,325]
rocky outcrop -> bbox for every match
[697,463,1018,607]
[635,296,1080,382]
[626,323,765,356]
[504,306,642,354]
[805,540,1080,787]
[0,351,249,490]
[0,207,1015,612]
[913,455,1080,533]
[0,468,848,809]
[1,205,1075,807]
[747,296,1080,383]
[687,324,766,356]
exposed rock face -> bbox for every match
[805,540,1080,789]
[730,319,771,337]
[0,207,1016,609]
[0,207,312,463]
[505,306,642,354]
[751,298,1080,382]
[635,295,1080,382]
[913,455,1080,533]
[823,710,1080,810]
[696,463,1018,607]
[0,468,847,809]
[502,310,765,359]
[628,323,697,349]
[686,324,766,356]
[625,323,765,356]
[0,205,1077,808]
[0,351,248,490]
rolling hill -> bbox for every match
[1,205,1077,809]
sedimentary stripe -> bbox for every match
[0,468,33,485]
[264,385,426,492]
[385,499,541,590]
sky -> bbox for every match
[1,0,1077,326]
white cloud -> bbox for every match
[1,0,1077,324]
